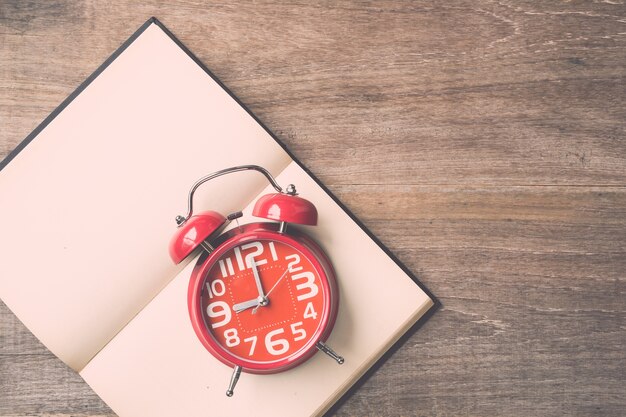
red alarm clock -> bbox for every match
[169,165,343,396]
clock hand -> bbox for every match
[233,298,262,313]
[265,268,290,298]
[252,268,289,314]
[233,261,268,314]
[250,259,266,299]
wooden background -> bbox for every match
[1,1,625,416]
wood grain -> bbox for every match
[1,1,625,416]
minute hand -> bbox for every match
[251,259,265,298]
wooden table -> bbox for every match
[1,1,625,416]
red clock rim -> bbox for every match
[188,223,338,374]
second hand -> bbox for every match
[252,268,289,314]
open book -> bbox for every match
[0,18,435,417]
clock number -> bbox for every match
[207,301,231,328]
[265,328,289,356]
[243,335,258,356]
[224,328,240,347]
[234,247,245,271]
[218,242,269,277]
[205,279,225,299]
[290,322,307,341]
[268,241,278,261]
[291,271,319,301]
[219,258,235,278]
[242,241,267,267]
[286,254,303,273]
[303,302,318,320]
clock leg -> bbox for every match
[316,341,345,365]
[225,365,242,397]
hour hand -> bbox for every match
[233,299,260,313]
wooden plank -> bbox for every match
[0,352,112,416]
[1,1,625,185]
[332,185,626,416]
[1,0,625,416]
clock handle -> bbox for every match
[176,165,284,226]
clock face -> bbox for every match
[198,238,328,367]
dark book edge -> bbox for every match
[1,16,441,415]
